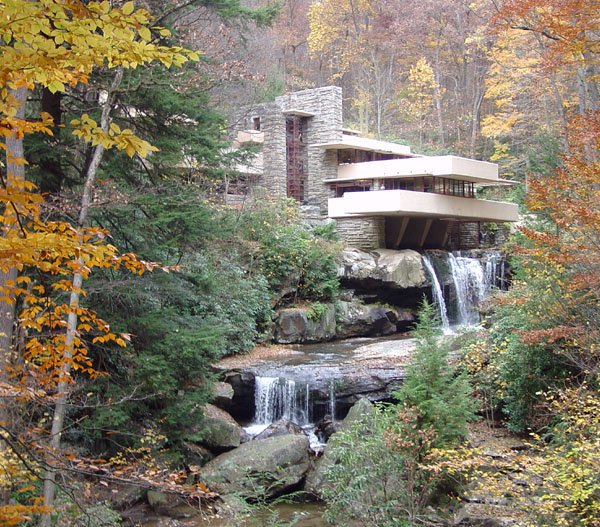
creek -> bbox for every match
[140,502,328,527]
[138,250,507,526]
[222,250,507,433]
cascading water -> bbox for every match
[447,253,487,326]
[253,377,305,425]
[422,254,451,334]
[328,381,336,421]
[422,251,507,330]
[247,376,338,446]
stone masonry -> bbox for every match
[231,87,342,215]
[335,217,386,250]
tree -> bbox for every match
[0,1,198,522]
[395,299,477,446]
[492,0,599,122]
[396,58,440,149]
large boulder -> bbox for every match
[305,398,374,497]
[201,434,310,499]
[273,304,336,344]
[339,248,426,289]
[211,381,235,409]
[198,404,242,452]
[336,299,414,338]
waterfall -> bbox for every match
[250,376,341,435]
[422,254,451,333]
[254,377,299,425]
[423,251,507,329]
[483,251,506,291]
[328,381,336,420]
[447,253,486,326]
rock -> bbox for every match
[182,441,214,466]
[201,434,310,499]
[453,503,521,526]
[339,248,426,289]
[340,397,375,430]
[273,304,336,344]
[314,415,338,443]
[211,381,235,408]
[105,483,147,510]
[212,494,253,518]
[254,419,305,440]
[305,399,374,496]
[336,299,399,338]
[147,490,190,518]
[199,404,242,451]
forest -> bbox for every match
[0,0,598,526]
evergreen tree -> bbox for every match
[395,299,477,446]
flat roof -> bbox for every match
[324,155,510,185]
[325,175,517,186]
[314,134,417,157]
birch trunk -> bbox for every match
[0,87,28,420]
[41,68,123,524]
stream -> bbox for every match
[137,250,508,526]
[140,502,328,527]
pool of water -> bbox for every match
[139,501,329,527]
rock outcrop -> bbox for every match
[211,381,235,408]
[339,248,426,289]
[201,434,311,498]
[254,420,305,441]
[335,299,414,338]
[273,304,336,344]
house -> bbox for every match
[230,86,518,250]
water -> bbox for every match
[246,377,341,447]
[140,502,328,526]
[422,254,451,333]
[328,381,336,421]
[447,253,487,326]
[252,377,306,425]
[422,251,507,330]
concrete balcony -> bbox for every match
[328,189,519,222]
[334,155,502,184]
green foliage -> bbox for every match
[466,266,574,432]
[238,198,341,304]
[322,403,468,526]
[255,71,286,102]
[322,406,407,526]
[198,0,279,25]
[306,302,328,321]
[394,299,477,446]
[322,302,478,526]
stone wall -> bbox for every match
[335,217,385,250]
[231,87,342,213]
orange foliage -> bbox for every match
[513,113,599,361]
[0,0,198,522]
[493,0,600,69]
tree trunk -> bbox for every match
[0,87,28,427]
[469,82,484,158]
[41,68,124,524]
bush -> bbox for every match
[237,198,341,304]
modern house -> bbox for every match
[230,86,518,250]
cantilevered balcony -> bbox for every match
[332,155,507,184]
[328,189,519,222]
